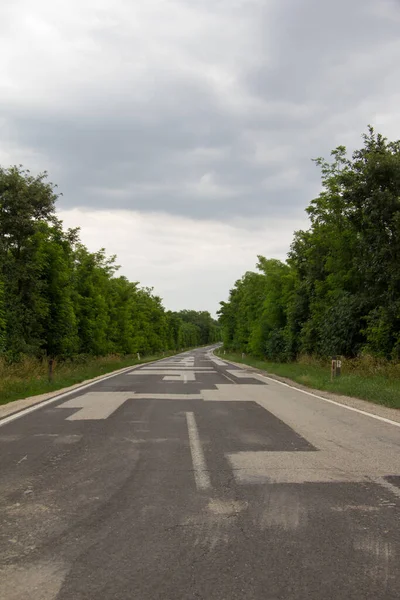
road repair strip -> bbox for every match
[214,353,400,428]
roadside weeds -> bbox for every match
[0,350,180,408]
[215,350,400,418]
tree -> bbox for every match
[0,163,217,363]
[291,127,400,357]
[219,128,400,360]
[36,224,80,357]
[0,166,59,358]
[0,275,5,354]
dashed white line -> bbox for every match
[186,411,211,490]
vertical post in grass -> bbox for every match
[336,357,342,377]
[137,352,141,361]
[48,358,54,383]
[331,356,342,380]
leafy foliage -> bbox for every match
[0,166,220,363]
[219,128,400,361]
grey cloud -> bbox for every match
[247,0,400,102]
[1,0,400,224]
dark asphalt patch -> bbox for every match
[197,400,316,453]
[1,347,399,600]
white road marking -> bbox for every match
[140,366,212,370]
[200,383,400,488]
[226,369,266,382]
[186,411,211,490]
[214,355,400,429]
[129,370,214,375]
[59,392,134,420]
[133,393,202,399]
[5,347,398,497]
[220,371,238,384]
[160,359,195,367]
[163,364,195,368]
[17,455,28,465]
[209,357,227,366]
[254,373,400,428]
[164,372,196,382]
[130,369,214,383]
[0,360,160,428]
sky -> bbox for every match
[2,0,400,316]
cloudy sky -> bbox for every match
[2,0,400,315]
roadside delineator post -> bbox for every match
[331,355,342,380]
[48,358,54,383]
[137,352,141,361]
[337,357,342,377]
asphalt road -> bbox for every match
[1,347,399,599]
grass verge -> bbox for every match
[216,351,400,409]
[0,350,180,406]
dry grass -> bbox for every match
[0,355,122,387]
[297,353,400,378]
[218,351,400,409]
[0,352,175,405]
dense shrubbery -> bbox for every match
[0,166,219,363]
[219,128,400,361]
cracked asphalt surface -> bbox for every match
[0,347,399,599]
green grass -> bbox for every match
[216,351,400,409]
[0,350,179,406]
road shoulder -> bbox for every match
[0,359,169,423]
[214,354,400,425]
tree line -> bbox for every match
[219,128,400,361]
[0,166,219,361]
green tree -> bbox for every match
[73,246,117,355]
[220,128,400,360]
[0,163,218,365]
[0,275,5,353]
[36,224,80,357]
[0,166,59,358]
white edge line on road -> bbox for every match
[213,353,400,429]
[221,371,237,384]
[0,368,133,428]
[257,374,400,428]
[186,411,211,490]
[0,352,188,428]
